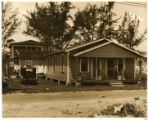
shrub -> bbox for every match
[100,103,145,117]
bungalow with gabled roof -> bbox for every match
[46,38,146,86]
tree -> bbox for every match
[2,2,21,76]
[73,4,99,43]
[24,2,74,49]
[116,12,147,49]
[2,2,21,50]
[97,2,119,39]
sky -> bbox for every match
[9,1,147,51]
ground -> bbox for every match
[3,79,147,117]
[4,78,146,93]
[3,90,146,117]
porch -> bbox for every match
[73,57,136,82]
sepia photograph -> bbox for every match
[2,0,147,118]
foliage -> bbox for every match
[24,2,74,49]
[97,2,119,39]
[73,4,99,43]
[2,2,21,49]
[116,12,147,49]
[101,103,145,117]
[73,2,119,44]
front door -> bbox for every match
[107,58,117,79]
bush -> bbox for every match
[2,79,9,93]
[100,103,145,117]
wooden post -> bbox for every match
[12,46,14,58]
[66,52,70,86]
[122,58,125,80]
[96,58,98,80]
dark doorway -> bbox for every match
[107,58,117,79]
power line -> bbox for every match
[116,2,147,8]
[117,2,146,7]
[126,2,147,6]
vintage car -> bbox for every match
[20,65,38,85]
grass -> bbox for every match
[3,78,147,94]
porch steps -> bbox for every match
[109,80,124,87]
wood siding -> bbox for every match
[80,43,138,58]
[46,54,67,81]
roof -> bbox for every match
[48,38,109,55]
[9,40,51,48]
[48,38,146,58]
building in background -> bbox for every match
[9,40,54,75]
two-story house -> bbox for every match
[9,40,54,74]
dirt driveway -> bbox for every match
[3,90,147,117]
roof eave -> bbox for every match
[65,38,110,52]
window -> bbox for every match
[118,58,122,72]
[81,58,88,72]
[38,47,41,51]
[27,47,32,51]
[61,55,64,72]
[32,47,38,51]
[97,58,101,75]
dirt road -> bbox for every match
[3,90,146,117]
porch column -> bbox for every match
[66,52,70,86]
[12,46,14,58]
[96,58,98,80]
[104,58,107,80]
[122,58,125,80]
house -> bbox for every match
[9,40,54,75]
[46,38,146,86]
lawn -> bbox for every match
[3,78,147,94]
